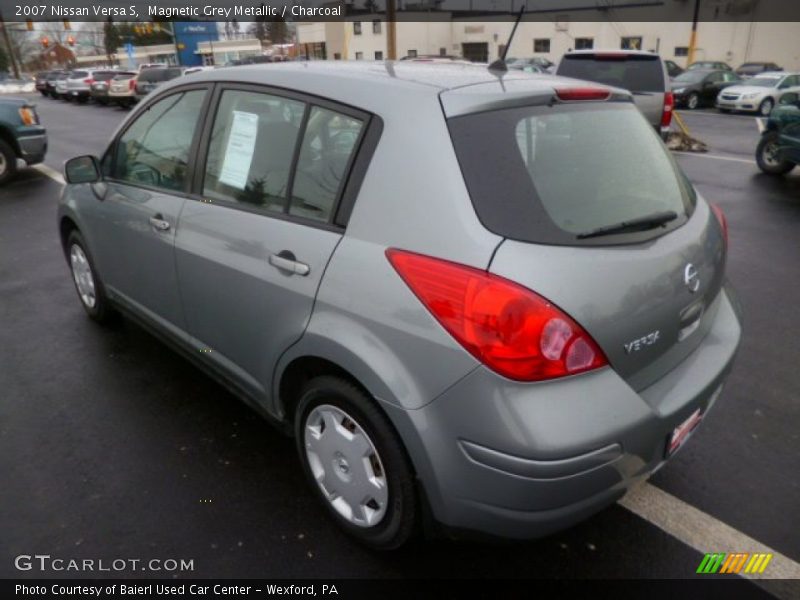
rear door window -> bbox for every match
[203,89,305,212]
[557,54,665,93]
[289,107,364,222]
[448,102,695,245]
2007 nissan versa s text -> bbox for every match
[58,62,742,549]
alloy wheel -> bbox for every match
[761,141,781,167]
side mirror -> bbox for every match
[64,155,101,184]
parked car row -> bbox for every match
[34,65,191,109]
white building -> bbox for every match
[297,17,800,70]
[196,38,264,65]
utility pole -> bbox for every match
[387,0,397,60]
[686,0,701,67]
[0,13,21,78]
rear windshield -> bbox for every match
[93,71,118,81]
[557,54,665,93]
[448,103,695,245]
[113,73,136,81]
[71,71,89,79]
[139,68,183,82]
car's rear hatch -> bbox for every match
[556,52,667,130]
[442,81,727,392]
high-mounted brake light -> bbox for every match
[555,87,611,102]
[710,204,728,247]
[593,52,628,59]
[386,249,608,381]
[661,91,674,128]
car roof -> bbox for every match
[682,68,727,74]
[167,61,634,119]
[562,49,658,57]
[754,71,792,78]
[178,61,598,107]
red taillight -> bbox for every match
[661,91,674,128]
[386,249,608,381]
[710,204,728,247]
[84,78,94,85]
[129,79,136,90]
[555,87,611,102]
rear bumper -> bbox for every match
[17,132,47,164]
[383,286,742,539]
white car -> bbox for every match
[716,71,800,115]
[65,69,99,103]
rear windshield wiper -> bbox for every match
[576,210,678,239]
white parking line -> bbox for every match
[33,163,65,185]
[620,483,800,598]
[673,151,757,165]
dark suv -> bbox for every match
[0,97,47,184]
[134,67,186,101]
[756,91,800,175]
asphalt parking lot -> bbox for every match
[1,96,798,590]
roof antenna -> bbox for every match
[488,3,526,72]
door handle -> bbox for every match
[149,215,170,232]
[269,251,310,276]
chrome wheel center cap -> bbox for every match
[333,453,352,481]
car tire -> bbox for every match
[755,131,795,175]
[759,98,774,116]
[294,376,418,550]
[0,138,18,185]
[687,93,700,110]
[66,230,115,323]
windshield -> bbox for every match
[448,102,694,245]
[747,76,782,87]
[673,71,707,84]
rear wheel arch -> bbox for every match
[279,356,378,428]
[59,216,80,257]
[0,126,21,157]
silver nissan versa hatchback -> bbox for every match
[58,62,742,549]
